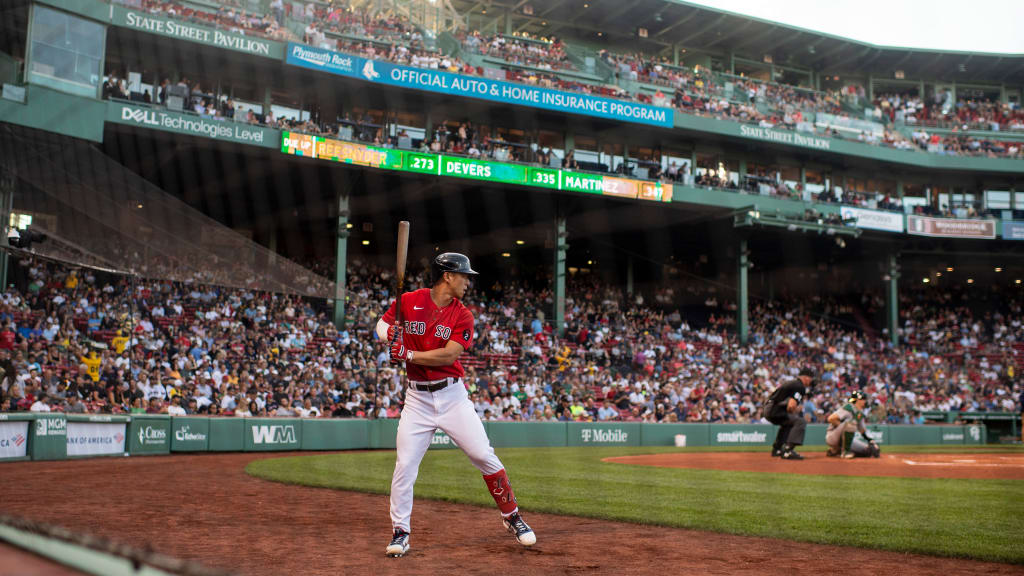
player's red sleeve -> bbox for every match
[451,309,475,350]
[381,299,397,324]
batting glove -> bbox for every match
[389,328,411,365]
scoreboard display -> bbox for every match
[281,132,672,202]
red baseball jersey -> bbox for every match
[382,288,474,381]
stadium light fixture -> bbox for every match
[1017,279,1022,285]
[346,223,353,229]
[584,3,589,7]
[587,260,593,265]
[516,240,525,245]
[922,278,929,283]
[936,272,942,277]
[136,203,143,209]
[947,267,954,272]
[502,252,511,258]
[362,240,370,245]
[995,267,1002,272]
[967,278,974,284]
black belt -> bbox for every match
[412,377,457,392]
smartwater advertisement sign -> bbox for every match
[285,43,674,128]
[66,421,127,456]
[840,207,904,233]
[0,421,29,459]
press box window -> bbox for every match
[27,5,105,98]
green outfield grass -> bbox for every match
[246,445,1024,564]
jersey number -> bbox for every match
[404,321,426,335]
[434,325,451,339]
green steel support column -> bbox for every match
[867,74,874,100]
[897,180,905,199]
[738,159,747,186]
[951,81,956,102]
[737,238,749,345]
[919,79,925,99]
[729,52,735,74]
[0,163,11,290]
[333,192,350,328]
[504,9,512,34]
[564,128,574,153]
[886,253,899,347]
[622,143,629,175]
[554,213,567,336]
[673,44,680,66]
[626,256,634,295]
[799,166,807,199]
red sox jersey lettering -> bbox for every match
[383,288,474,381]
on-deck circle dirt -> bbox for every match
[1,452,1021,576]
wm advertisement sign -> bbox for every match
[245,419,301,451]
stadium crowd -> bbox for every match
[0,257,1019,427]
[461,32,574,71]
[124,0,1024,161]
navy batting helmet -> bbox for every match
[433,252,478,283]
[848,390,867,402]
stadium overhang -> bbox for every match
[451,0,1024,84]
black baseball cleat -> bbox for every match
[385,529,410,557]
[502,513,536,547]
[780,449,804,460]
[771,447,783,457]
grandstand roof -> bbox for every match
[454,0,1024,84]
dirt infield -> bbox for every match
[604,452,1024,480]
[1,453,1022,576]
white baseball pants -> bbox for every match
[389,380,504,532]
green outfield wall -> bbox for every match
[0,414,996,462]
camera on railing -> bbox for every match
[7,226,47,250]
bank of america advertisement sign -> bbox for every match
[840,207,904,232]
[0,421,29,459]
[285,43,673,128]
[66,422,126,456]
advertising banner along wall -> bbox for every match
[284,43,673,128]
[840,206,904,232]
[112,6,284,59]
[907,215,997,239]
[66,421,127,457]
[0,421,29,459]
[1002,221,1024,240]
[109,102,279,148]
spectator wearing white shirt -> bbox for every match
[29,392,51,412]
[166,394,187,416]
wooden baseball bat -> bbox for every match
[395,221,410,326]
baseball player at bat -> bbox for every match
[377,252,536,558]
[825,390,880,458]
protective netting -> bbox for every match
[0,124,335,299]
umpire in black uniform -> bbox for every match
[764,368,815,460]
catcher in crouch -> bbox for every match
[825,390,880,458]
